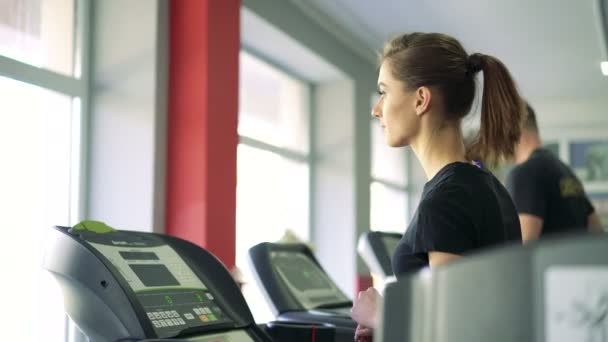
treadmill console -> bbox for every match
[248,242,357,341]
[357,231,402,278]
[44,222,265,342]
[271,251,350,310]
[85,231,230,336]
[381,235,400,261]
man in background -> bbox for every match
[506,103,603,241]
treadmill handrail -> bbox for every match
[357,231,402,278]
[313,301,353,310]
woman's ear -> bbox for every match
[414,86,432,116]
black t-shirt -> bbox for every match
[506,148,594,236]
[392,162,522,276]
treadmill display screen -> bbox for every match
[382,235,400,260]
[120,251,159,260]
[274,254,333,291]
[130,264,180,287]
[89,242,232,337]
[271,251,350,309]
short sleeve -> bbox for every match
[506,166,546,218]
[411,193,476,255]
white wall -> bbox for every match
[87,0,167,232]
[314,80,356,296]
[530,97,608,141]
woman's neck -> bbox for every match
[410,122,468,181]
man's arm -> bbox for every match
[588,212,604,233]
[506,166,546,242]
[519,214,544,242]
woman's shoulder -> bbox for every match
[426,163,482,194]
[423,163,502,211]
[420,179,474,211]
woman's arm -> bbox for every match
[518,213,544,242]
[352,252,460,332]
[588,212,604,233]
[428,251,461,267]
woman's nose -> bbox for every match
[371,103,381,118]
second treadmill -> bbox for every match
[248,242,357,342]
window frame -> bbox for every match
[369,115,412,232]
[237,46,315,241]
[0,1,92,341]
[235,46,315,323]
[0,0,91,221]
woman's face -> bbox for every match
[371,61,419,147]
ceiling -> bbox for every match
[294,0,608,112]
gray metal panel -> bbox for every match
[376,276,412,342]
[432,247,532,341]
[379,235,608,342]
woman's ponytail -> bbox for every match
[465,53,525,166]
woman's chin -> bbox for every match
[385,137,408,148]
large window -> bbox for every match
[0,0,75,75]
[0,1,89,341]
[236,51,311,321]
[369,99,410,233]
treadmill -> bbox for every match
[43,221,336,342]
[357,231,402,279]
[248,243,356,341]
[377,233,608,342]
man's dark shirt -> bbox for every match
[506,148,594,236]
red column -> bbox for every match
[166,0,240,268]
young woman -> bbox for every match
[351,32,524,340]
